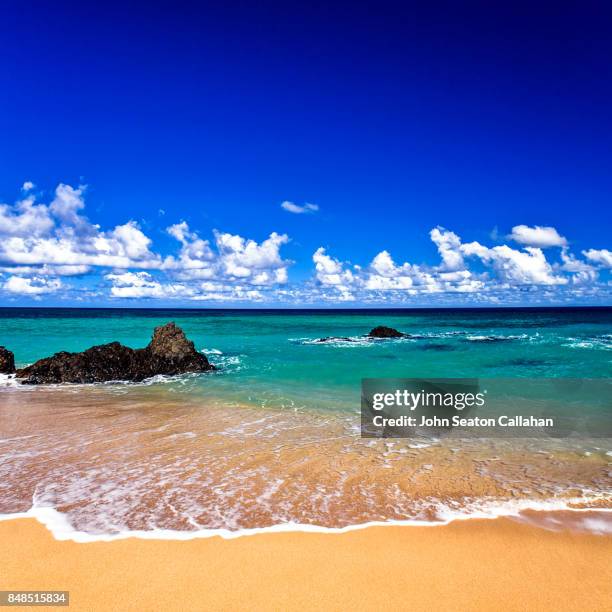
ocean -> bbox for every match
[0,307,611,539]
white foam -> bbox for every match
[464,334,527,342]
[0,374,19,388]
[579,517,612,535]
[563,336,612,351]
[1,497,610,543]
[292,336,375,347]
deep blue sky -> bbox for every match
[0,1,610,305]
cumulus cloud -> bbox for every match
[163,222,291,285]
[559,249,598,283]
[3,275,62,295]
[317,226,609,303]
[281,201,319,214]
[313,247,354,286]
[106,271,267,302]
[0,195,55,238]
[582,248,612,269]
[0,181,609,304]
[106,271,193,299]
[0,264,89,276]
[508,225,567,248]
[460,242,567,285]
[215,230,290,282]
[0,182,294,301]
[22,181,35,192]
[309,223,605,303]
[0,184,161,270]
[430,227,464,271]
[313,239,485,300]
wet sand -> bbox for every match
[2,517,611,611]
[1,386,610,532]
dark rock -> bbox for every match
[16,322,215,385]
[367,326,405,339]
[0,347,15,374]
[314,336,355,343]
[499,358,550,367]
[420,343,455,351]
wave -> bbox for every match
[1,497,610,543]
[0,374,19,388]
[291,331,540,347]
[463,334,528,343]
[563,335,612,351]
[202,348,224,355]
[290,336,380,347]
[0,371,213,393]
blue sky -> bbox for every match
[0,1,610,306]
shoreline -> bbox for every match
[1,384,610,537]
[2,517,611,611]
[1,503,611,543]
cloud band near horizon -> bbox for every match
[0,182,610,305]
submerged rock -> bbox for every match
[420,343,455,351]
[314,336,356,343]
[0,347,15,374]
[367,326,405,339]
[16,322,215,385]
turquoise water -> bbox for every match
[1,307,611,411]
[1,308,611,535]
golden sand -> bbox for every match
[1,518,611,611]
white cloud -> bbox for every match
[310,223,594,303]
[0,183,294,301]
[106,271,193,299]
[106,271,268,302]
[508,225,567,248]
[312,239,486,299]
[22,181,35,192]
[0,181,609,305]
[0,264,89,276]
[430,227,464,271]
[582,248,612,269]
[0,195,54,237]
[559,249,598,283]
[366,251,420,290]
[163,223,291,286]
[0,184,161,270]
[3,275,62,295]
[461,242,567,285]
[313,247,354,286]
[215,230,290,282]
[281,201,319,214]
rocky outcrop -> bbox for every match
[367,326,405,339]
[0,347,15,374]
[16,323,215,385]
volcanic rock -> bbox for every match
[16,322,215,384]
[0,347,15,374]
[367,326,405,339]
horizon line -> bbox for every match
[0,305,610,312]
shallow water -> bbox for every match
[0,307,611,537]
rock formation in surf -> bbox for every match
[367,326,405,339]
[0,347,15,374]
[15,322,215,384]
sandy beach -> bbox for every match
[2,517,611,611]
